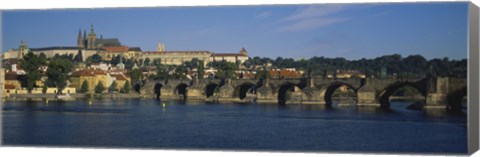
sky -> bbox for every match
[1,2,469,60]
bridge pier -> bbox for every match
[217,79,239,102]
[356,85,380,107]
[301,86,324,105]
[256,79,277,104]
[186,84,205,100]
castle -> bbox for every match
[2,25,249,68]
[77,25,122,49]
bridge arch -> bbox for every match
[174,83,189,100]
[154,83,163,100]
[235,82,257,100]
[378,82,427,108]
[134,82,142,93]
[447,86,467,113]
[323,82,357,105]
[204,83,219,98]
[277,82,302,105]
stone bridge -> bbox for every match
[139,77,467,112]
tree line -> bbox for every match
[243,54,467,78]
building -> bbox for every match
[269,69,303,79]
[29,47,97,62]
[98,46,142,61]
[3,40,98,62]
[1,49,19,60]
[335,70,366,79]
[211,48,249,67]
[4,71,22,90]
[142,51,212,67]
[141,43,250,67]
[71,68,109,93]
[77,25,122,49]
[1,68,5,97]
[70,68,131,93]
[109,73,131,91]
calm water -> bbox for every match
[2,99,467,154]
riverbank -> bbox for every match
[1,95,427,102]
[2,93,143,101]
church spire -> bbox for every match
[77,29,84,48]
[88,25,96,36]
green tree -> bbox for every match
[256,68,271,79]
[73,50,83,62]
[42,83,48,94]
[80,80,89,93]
[109,81,118,92]
[129,68,142,85]
[110,55,122,65]
[121,80,130,93]
[197,60,204,80]
[19,52,46,93]
[144,58,151,66]
[210,61,237,79]
[154,65,170,80]
[152,59,161,66]
[86,54,102,64]
[95,81,105,94]
[173,65,187,79]
[47,58,73,94]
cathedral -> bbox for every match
[77,25,122,49]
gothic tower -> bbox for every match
[18,41,28,59]
[83,29,87,49]
[87,25,96,49]
[77,29,84,48]
[157,42,165,52]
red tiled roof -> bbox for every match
[104,46,129,52]
[72,69,107,77]
[4,72,18,80]
[269,70,302,78]
[110,74,128,81]
[4,84,16,89]
[241,73,256,79]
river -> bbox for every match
[1,99,467,154]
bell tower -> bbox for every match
[18,41,28,59]
[87,25,96,49]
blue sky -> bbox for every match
[1,2,468,60]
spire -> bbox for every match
[88,25,96,36]
[157,42,165,52]
[77,29,84,48]
[83,29,86,39]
